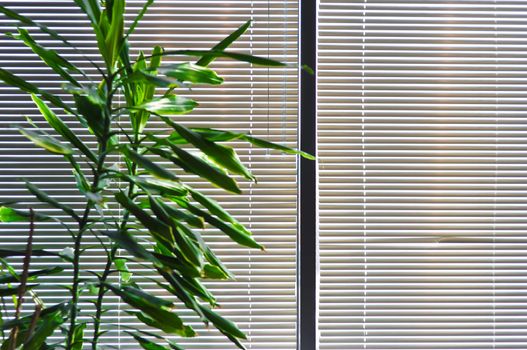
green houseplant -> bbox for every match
[0,1,313,349]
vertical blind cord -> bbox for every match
[248,1,255,347]
[492,1,498,348]
[361,1,368,348]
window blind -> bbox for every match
[317,1,527,349]
[0,1,299,349]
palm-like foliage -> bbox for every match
[0,1,313,349]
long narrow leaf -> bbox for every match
[122,147,177,181]
[26,182,79,220]
[138,95,197,115]
[9,29,82,86]
[160,118,254,181]
[31,94,97,163]
[115,191,174,246]
[197,20,252,67]
[160,63,223,85]
[19,128,73,156]
[152,141,241,194]
[124,0,154,39]
[0,69,70,113]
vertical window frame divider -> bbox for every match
[298,0,318,349]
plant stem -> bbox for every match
[67,150,106,349]
[91,157,138,349]
[68,74,113,350]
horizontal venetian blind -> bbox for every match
[0,1,298,349]
[317,1,527,349]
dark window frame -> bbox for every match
[298,0,317,349]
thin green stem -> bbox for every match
[67,73,114,350]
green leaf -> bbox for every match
[0,5,71,46]
[241,134,315,160]
[190,190,251,236]
[105,0,125,67]
[168,127,315,159]
[138,95,197,115]
[122,147,178,181]
[124,0,154,39]
[203,263,230,280]
[0,284,37,297]
[126,332,169,350]
[155,269,205,320]
[127,176,187,198]
[161,62,223,85]
[31,94,97,163]
[176,199,263,250]
[127,70,181,88]
[123,328,184,350]
[0,68,70,113]
[73,92,106,139]
[156,141,241,194]
[174,274,216,306]
[115,191,174,246]
[108,285,194,337]
[0,206,29,222]
[71,323,86,350]
[161,119,254,181]
[151,253,201,278]
[19,128,74,156]
[114,258,132,283]
[0,266,63,284]
[22,308,66,350]
[169,49,286,67]
[199,305,247,339]
[0,249,57,258]
[101,230,158,264]
[73,0,107,66]
[197,20,252,67]
[10,29,81,86]
[26,182,79,220]
[156,200,203,229]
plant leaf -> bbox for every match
[26,182,79,220]
[155,200,203,229]
[160,118,254,181]
[114,258,132,283]
[21,308,67,350]
[124,0,154,39]
[197,20,252,67]
[107,285,194,337]
[0,267,63,284]
[0,68,71,113]
[126,332,169,350]
[161,62,223,85]
[71,323,86,350]
[73,93,106,139]
[125,176,187,198]
[165,50,286,68]
[0,206,29,222]
[138,95,197,115]
[31,94,97,163]
[10,28,81,86]
[101,230,158,264]
[122,147,178,181]
[152,141,240,194]
[175,199,262,250]
[168,127,315,159]
[151,253,201,278]
[19,128,73,156]
[0,284,37,297]
[115,191,174,246]
[199,305,247,339]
